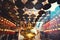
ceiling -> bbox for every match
[0,0,60,26]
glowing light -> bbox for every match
[31,29,37,34]
[44,28,60,32]
[0,28,3,31]
[1,20,3,21]
[26,33,35,38]
[4,29,15,32]
[58,28,60,30]
[24,8,39,17]
[32,0,38,5]
[15,12,19,15]
[4,19,6,20]
[17,16,19,18]
[6,20,9,21]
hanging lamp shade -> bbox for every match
[38,0,46,3]
[34,2,43,10]
[35,10,46,22]
[57,0,60,4]
[25,2,34,9]
[43,3,51,10]
[15,0,24,9]
[48,0,56,3]
[28,0,34,2]
[38,10,46,14]
[38,10,46,17]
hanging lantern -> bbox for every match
[34,3,43,10]
[38,0,46,3]
[35,10,46,22]
[28,0,34,2]
[15,0,24,9]
[38,10,46,15]
[25,2,34,9]
[38,10,46,18]
[48,0,56,3]
[43,3,51,10]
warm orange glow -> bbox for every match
[0,16,16,28]
[26,33,35,38]
[0,28,15,34]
